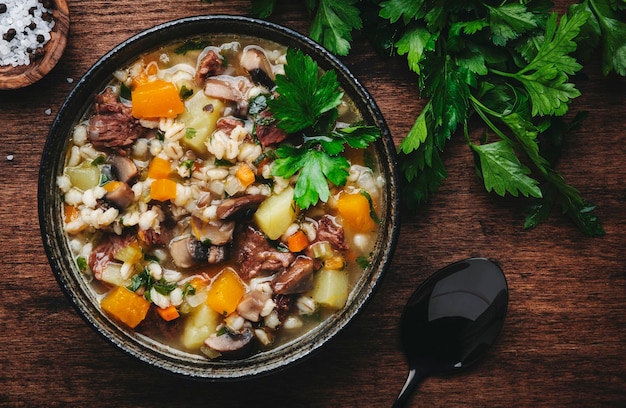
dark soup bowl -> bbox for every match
[39,15,399,380]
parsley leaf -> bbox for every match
[269,48,381,208]
[250,0,362,56]
[486,3,539,46]
[268,48,344,134]
[309,0,363,56]
[379,0,424,24]
[274,146,350,209]
[471,140,542,198]
[584,0,626,75]
[493,11,588,116]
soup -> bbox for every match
[57,35,383,359]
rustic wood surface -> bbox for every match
[1,1,624,406]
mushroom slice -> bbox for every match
[190,216,236,246]
[216,194,266,220]
[169,235,201,269]
[104,181,134,209]
[237,290,271,322]
[203,75,252,116]
[109,155,138,184]
[205,327,254,356]
[240,46,275,89]
[169,235,229,268]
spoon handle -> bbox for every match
[392,366,430,408]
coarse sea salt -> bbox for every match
[0,0,55,67]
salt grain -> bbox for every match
[0,0,55,67]
[44,107,51,115]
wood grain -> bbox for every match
[1,1,625,406]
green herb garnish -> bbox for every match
[76,256,88,273]
[91,155,106,166]
[120,82,132,101]
[355,255,370,270]
[185,128,197,139]
[179,85,194,100]
[214,158,235,167]
[127,267,176,302]
[269,48,381,209]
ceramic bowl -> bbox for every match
[38,15,399,380]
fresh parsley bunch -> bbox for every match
[250,0,626,235]
[372,0,626,236]
[266,48,381,209]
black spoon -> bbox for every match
[393,258,509,407]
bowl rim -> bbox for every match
[38,14,400,380]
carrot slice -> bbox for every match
[235,164,256,188]
[150,178,177,201]
[63,203,80,223]
[147,156,172,179]
[131,79,185,119]
[156,305,180,322]
[287,230,309,253]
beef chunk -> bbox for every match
[315,215,348,250]
[88,233,135,279]
[272,256,317,295]
[235,226,295,279]
[88,88,144,148]
[274,294,294,322]
[195,50,224,84]
[255,110,287,147]
[216,117,244,134]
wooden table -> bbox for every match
[1,1,625,406]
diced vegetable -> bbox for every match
[235,164,256,188]
[309,241,333,259]
[182,303,220,349]
[64,203,79,223]
[103,181,123,193]
[336,191,376,232]
[311,268,349,310]
[65,162,100,191]
[150,178,177,201]
[131,79,185,119]
[114,241,142,264]
[178,92,224,154]
[254,186,297,240]
[206,268,245,316]
[100,286,150,329]
[156,305,180,322]
[147,156,172,179]
[99,262,132,287]
[287,230,309,253]
[324,255,346,270]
